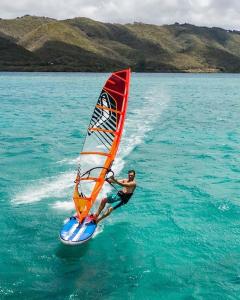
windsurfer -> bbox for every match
[92,170,136,224]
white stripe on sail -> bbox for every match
[93,109,110,128]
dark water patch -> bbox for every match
[55,243,90,261]
[210,144,237,152]
[39,143,51,152]
[227,131,239,143]
[0,136,34,143]
[222,153,234,159]
[175,184,211,199]
[230,276,240,285]
[211,178,236,185]
[192,153,216,161]
[0,177,11,186]
[70,129,82,139]
[1,148,35,157]
[229,165,240,173]
[40,112,52,118]
[159,139,175,145]
[203,174,219,180]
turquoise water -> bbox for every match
[1,72,240,299]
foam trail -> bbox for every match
[13,172,75,205]
[12,88,169,207]
[51,200,74,211]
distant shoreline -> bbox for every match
[0,66,229,73]
[0,69,233,73]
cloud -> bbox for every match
[0,0,240,30]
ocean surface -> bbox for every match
[1,72,240,299]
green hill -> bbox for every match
[0,36,43,70]
[0,15,55,42]
[0,16,240,72]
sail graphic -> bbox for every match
[73,69,131,222]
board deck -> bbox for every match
[59,215,97,245]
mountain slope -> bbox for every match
[0,36,42,70]
[0,15,55,42]
[0,16,240,72]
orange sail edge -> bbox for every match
[72,68,131,223]
[73,176,106,223]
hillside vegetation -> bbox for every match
[1,15,240,72]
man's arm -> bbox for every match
[111,177,136,188]
[106,177,123,184]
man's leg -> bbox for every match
[94,198,107,218]
[96,207,113,224]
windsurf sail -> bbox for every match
[73,69,131,222]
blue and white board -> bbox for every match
[59,215,97,245]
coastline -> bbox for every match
[0,67,230,73]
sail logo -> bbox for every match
[93,92,111,128]
[88,91,115,136]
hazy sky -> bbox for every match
[0,0,240,30]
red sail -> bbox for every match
[73,69,131,222]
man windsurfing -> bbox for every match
[92,170,136,224]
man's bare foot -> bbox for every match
[85,214,97,225]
